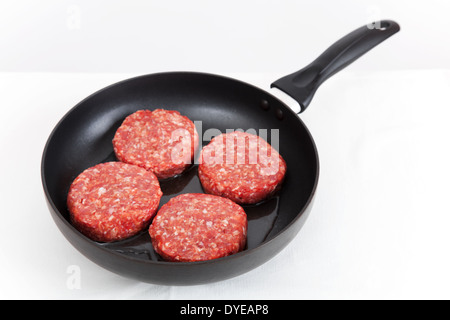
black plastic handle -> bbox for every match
[271,20,400,113]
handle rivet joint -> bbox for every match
[276,109,284,120]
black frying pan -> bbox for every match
[41,20,399,285]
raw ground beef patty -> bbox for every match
[113,109,199,179]
[149,193,247,262]
[67,162,162,242]
[198,131,287,204]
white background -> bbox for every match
[1,0,450,299]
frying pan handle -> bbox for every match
[271,20,400,113]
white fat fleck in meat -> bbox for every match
[97,187,106,196]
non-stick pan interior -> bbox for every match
[42,72,318,262]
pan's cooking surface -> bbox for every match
[95,151,282,261]
[42,72,318,264]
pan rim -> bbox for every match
[40,71,320,268]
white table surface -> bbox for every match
[1,70,449,299]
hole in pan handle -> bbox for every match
[271,19,400,113]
